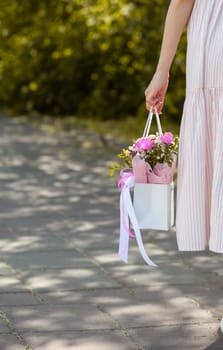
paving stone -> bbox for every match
[0,334,25,350]
[3,250,93,269]
[63,231,120,251]
[180,252,223,281]
[0,213,64,231]
[24,330,136,350]
[128,324,221,350]
[17,267,120,291]
[104,261,207,287]
[0,317,11,334]
[0,234,69,253]
[3,304,116,332]
[39,288,130,305]
[149,228,182,252]
[172,284,223,318]
[40,286,206,308]
[0,274,27,293]
[101,295,217,329]
[82,238,183,266]
[0,261,12,275]
[0,292,39,307]
[126,285,216,303]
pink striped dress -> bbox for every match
[176,0,223,252]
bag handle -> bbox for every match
[143,110,163,137]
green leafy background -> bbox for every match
[0,0,187,124]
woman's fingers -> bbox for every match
[148,100,163,113]
[145,71,169,113]
[156,100,164,114]
[145,92,164,112]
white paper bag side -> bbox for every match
[133,182,174,230]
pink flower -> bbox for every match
[160,132,173,144]
[135,137,154,151]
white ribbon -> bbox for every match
[118,171,157,267]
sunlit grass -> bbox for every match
[20,113,181,144]
[84,115,181,142]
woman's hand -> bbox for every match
[144,70,169,113]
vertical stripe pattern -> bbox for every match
[176,0,223,252]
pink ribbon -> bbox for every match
[118,168,134,189]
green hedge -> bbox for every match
[0,0,186,120]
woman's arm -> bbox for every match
[145,0,195,112]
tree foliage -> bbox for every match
[0,0,187,120]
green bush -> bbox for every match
[0,0,186,120]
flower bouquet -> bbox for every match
[110,123,178,184]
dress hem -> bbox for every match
[177,247,223,254]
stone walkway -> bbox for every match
[0,113,223,350]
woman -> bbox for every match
[145,0,223,328]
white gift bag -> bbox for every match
[118,111,177,266]
[133,182,174,230]
[132,111,175,231]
